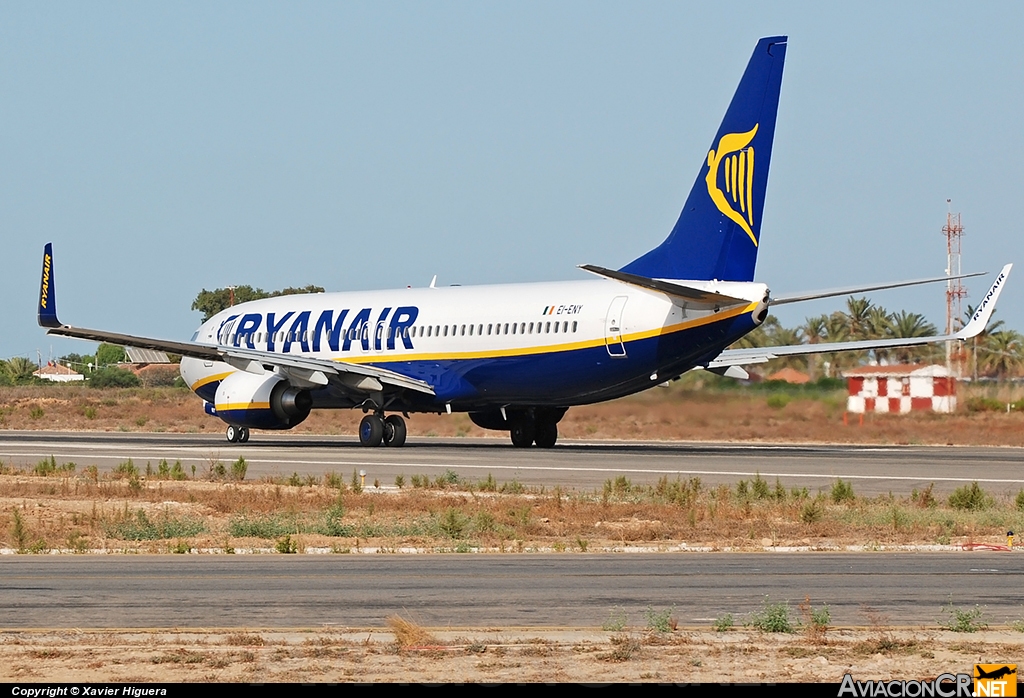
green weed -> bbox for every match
[747,597,795,633]
[948,482,991,511]
[231,457,247,481]
[276,535,298,554]
[602,608,627,632]
[644,605,676,633]
[831,479,855,504]
[940,601,987,632]
[713,613,735,632]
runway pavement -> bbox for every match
[1,553,1021,629]
[0,430,1022,495]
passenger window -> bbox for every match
[511,323,517,335]
[460,325,466,336]
[545,322,550,333]
[572,321,577,332]
[469,324,474,336]
[553,322,558,334]
[528,322,534,334]
[504,323,509,334]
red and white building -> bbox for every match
[843,364,956,414]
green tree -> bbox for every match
[191,284,326,322]
[2,357,39,385]
[888,311,939,363]
[799,314,828,380]
[95,343,126,367]
[819,311,857,376]
[89,367,141,388]
[963,305,1005,380]
[844,297,873,340]
[977,330,1024,379]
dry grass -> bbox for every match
[387,615,440,649]
[2,465,1024,553]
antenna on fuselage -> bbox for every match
[429,275,437,289]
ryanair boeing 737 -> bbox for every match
[37,37,1011,448]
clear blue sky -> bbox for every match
[3,2,1022,360]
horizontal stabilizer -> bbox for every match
[771,271,987,306]
[579,265,749,306]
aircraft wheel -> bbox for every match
[239,427,250,443]
[359,414,384,447]
[509,419,535,448]
[384,415,407,447]
[226,425,241,443]
[534,420,557,449]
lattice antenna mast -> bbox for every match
[943,200,966,375]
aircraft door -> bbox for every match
[604,296,628,358]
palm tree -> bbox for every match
[977,330,1024,379]
[888,311,939,363]
[866,305,894,363]
[963,305,1004,380]
[3,357,38,384]
[820,311,856,376]
[799,315,828,380]
[844,297,873,340]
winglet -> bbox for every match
[957,264,1012,339]
[38,243,61,328]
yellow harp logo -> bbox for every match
[705,124,759,246]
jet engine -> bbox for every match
[213,372,312,430]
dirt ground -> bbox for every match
[2,381,1024,446]
[3,383,1024,683]
[1,627,1020,683]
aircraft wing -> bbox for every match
[706,264,1012,369]
[36,244,434,396]
[770,271,987,305]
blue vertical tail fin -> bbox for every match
[621,36,787,282]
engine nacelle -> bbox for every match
[213,372,312,430]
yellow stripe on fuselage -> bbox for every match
[335,301,758,364]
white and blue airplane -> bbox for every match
[37,37,1011,448]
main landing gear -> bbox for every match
[510,414,558,449]
[226,425,250,443]
[358,413,407,447]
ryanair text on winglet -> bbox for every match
[971,269,1008,324]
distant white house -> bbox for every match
[33,362,84,383]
